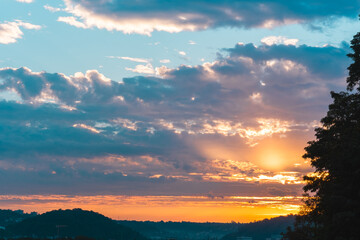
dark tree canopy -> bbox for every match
[347,31,360,91]
[283,17,360,240]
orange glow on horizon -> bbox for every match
[0,195,301,223]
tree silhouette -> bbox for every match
[283,17,360,240]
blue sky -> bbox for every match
[0,0,359,221]
[1,0,359,80]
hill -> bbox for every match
[4,208,146,240]
[221,215,295,240]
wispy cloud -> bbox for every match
[108,56,150,63]
[16,0,33,3]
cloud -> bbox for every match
[0,20,41,44]
[57,16,87,29]
[108,56,150,63]
[55,0,360,34]
[0,41,349,195]
[16,0,33,3]
[125,63,155,74]
[261,36,299,46]
[224,42,349,79]
[160,59,170,64]
[44,5,63,13]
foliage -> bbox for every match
[283,17,360,240]
[0,210,37,227]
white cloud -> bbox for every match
[261,36,299,46]
[125,63,155,74]
[160,59,170,64]
[59,0,203,35]
[16,0,33,3]
[108,56,150,63]
[188,40,196,45]
[44,5,63,12]
[178,51,187,56]
[0,20,41,44]
[57,16,88,29]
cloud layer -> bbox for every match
[54,0,360,34]
[0,42,350,195]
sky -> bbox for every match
[0,0,359,222]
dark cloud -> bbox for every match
[225,43,350,78]
[60,0,360,34]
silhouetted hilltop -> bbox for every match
[0,209,295,240]
[221,215,295,240]
[4,209,146,240]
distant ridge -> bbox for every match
[3,208,146,240]
[221,215,295,240]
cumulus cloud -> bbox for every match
[54,0,360,34]
[0,20,41,44]
[0,41,350,195]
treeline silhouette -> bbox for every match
[0,210,37,227]
[0,209,146,240]
[0,237,96,240]
[221,215,295,240]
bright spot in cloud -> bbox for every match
[261,36,299,46]
[73,123,101,134]
[250,92,262,104]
